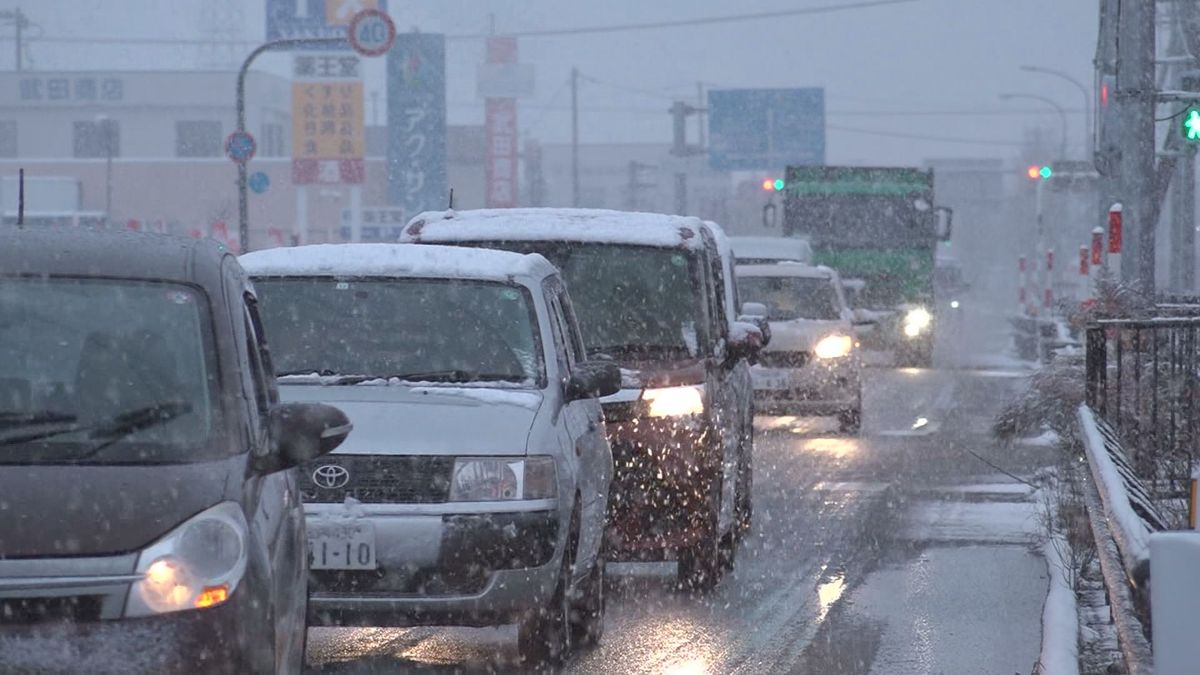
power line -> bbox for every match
[827,123,1025,147]
[450,0,921,40]
[26,0,919,47]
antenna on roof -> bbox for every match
[447,188,455,210]
[17,168,24,228]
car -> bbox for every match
[0,227,351,673]
[401,208,762,592]
[730,236,814,265]
[735,262,864,434]
[240,243,619,665]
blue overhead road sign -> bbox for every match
[267,0,389,46]
[708,88,825,170]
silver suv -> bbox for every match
[241,243,618,666]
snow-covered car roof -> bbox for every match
[735,262,836,280]
[239,243,558,285]
[403,208,707,251]
[730,236,813,263]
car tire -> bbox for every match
[570,555,606,648]
[518,515,576,667]
[676,476,725,594]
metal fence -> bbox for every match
[1085,317,1200,501]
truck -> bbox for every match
[780,166,952,367]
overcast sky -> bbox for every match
[16,0,1096,166]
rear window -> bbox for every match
[737,275,842,321]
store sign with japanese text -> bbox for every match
[387,33,447,215]
[291,56,365,184]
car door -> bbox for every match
[697,235,739,534]
[544,278,610,572]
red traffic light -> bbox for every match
[1026,166,1040,180]
[761,178,775,191]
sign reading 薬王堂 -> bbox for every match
[291,53,364,185]
[387,33,448,215]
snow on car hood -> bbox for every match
[281,384,543,456]
[764,318,853,353]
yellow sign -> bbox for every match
[292,81,364,160]
[326,0,379,26]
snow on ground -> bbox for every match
[1023,429,1062,447]
[905,499,1040,544]
[1037,533,1081,675]
[1077,405,1151,563]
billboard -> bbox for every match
[291,54,365,184]
[387,33,448,215]
[708,88,825,170]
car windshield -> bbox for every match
[254,277,543,386]
[738,275,841,321]
[0,277,220,463]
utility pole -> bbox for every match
[0,9,28,71]
[697,81,706,150]
[1115,0,1158,290]
[571,67,580,208]
[626,160,654,211]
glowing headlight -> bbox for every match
[449,457,557,501]
[642,385,705,417]
[125,502,247,617]
[814,334,854,359]
[903,307,932,336]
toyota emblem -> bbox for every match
[312,464,350,489]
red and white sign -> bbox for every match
[485,37,519,208]
[348,9,396,58]
[1108,203,1123,254]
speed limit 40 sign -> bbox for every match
[348,9,396,57]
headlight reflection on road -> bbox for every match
[816,572,848,624]
[664,657,711,675]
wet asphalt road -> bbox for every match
[306,319,1057,674]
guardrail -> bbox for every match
[1085,317,1200,493]
[1079,315,1200,675]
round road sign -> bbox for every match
[225,131,256,164]
[348,9,396,58]
[248,171,270,194]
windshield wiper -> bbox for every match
[587,344,688,357]
[276,370,382,385]
[393,369,522,383]
[0,400,192,450]
[0,411,78,429]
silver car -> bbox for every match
[241,243,618,666]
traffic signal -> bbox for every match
[1182,106,1200,142]
[761,178,785,192]
[1026,165,1053,180]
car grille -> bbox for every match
[757,351,812,368]
[0,596,102,624]
[299,455,454,504]
[310,567,488,597]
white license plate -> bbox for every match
[754,373,791,390]
[307,523,377,570]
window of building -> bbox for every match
[175,120,222,158]
[73,120,119,158]
[0,121,17,158]
[261,122,284,157]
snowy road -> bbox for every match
[305,354,1058,674]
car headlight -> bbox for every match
[449,456,557,501]
[814,334,854,359]
[903,307,932,336]
[642,385,705,417]
[125,502,248,617]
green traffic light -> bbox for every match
[1183,108,1200,142]
[1039,166,1053,179]
[773,179,785,191]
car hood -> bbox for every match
[765,318,852,353]
[0,455,239,558]
[281,384,544,456]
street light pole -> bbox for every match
[1000,92,1069,160]
[235,36,347,253]
[1020,65,1092,159]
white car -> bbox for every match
[241,243,618,665]
[735,263,863,433]
[730,236,814,265]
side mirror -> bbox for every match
[739,302,771,346]
[934,206,954,241]
[265,402,352,472]
[728,321,764,362]
[851,308,878,326]
[565,360,622,401]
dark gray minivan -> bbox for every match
[0,227,350,673]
